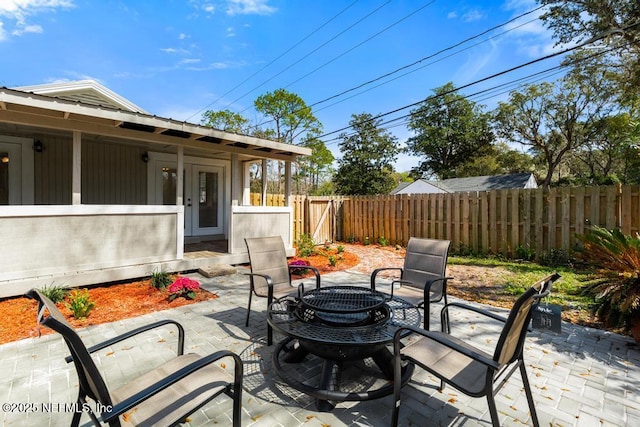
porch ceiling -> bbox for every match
[0,87,311,162]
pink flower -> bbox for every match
[168,276,200,301]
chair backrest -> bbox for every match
[27,289,114,408]
[402,237,451,299]
[245,236,291,296]
[494,273,560,366]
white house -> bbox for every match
[0,80,310,297]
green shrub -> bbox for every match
[65,289,95,319]
[336,245,345,254]
[364,236,370,246]
[295,233,317,257]
[538,248,572,267]
[576,226,640,328]
[378,236,388,246]
[328,255,338,267]
[151,269,173,289]
[515,244,535,261]
[38,284,68,303]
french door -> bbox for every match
[154,161,223,236]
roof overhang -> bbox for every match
[0,87,311,162]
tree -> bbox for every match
[297,136,334,195]
[406,82,494,179]
[254,88,323,194]
[334,113,399,195]
[201,109,253,134]
[494,70,616,187]
[539,0,640,103]
[448,142,535,178]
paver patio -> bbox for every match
[1,269,639,426]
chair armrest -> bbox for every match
[244,272,276,300]
[101,350,243,424]
[423,276,453,299]
[440,301,508,333]
[65,320,185,363]
[370,267,403,290]
[289,265,321,289]
[393,325,499,371]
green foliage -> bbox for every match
[65,289,95,319]
[515,245,536,262]
[336,245,345,254]
[334,113,399,195]
[539,0,640,103]
[328,255,338,267]
[406,82,494,180]
[378,236,388,246]
[576,226,640,327]
[200,109,252,134]
[151,270,173,290]
[38,284,68,303]
[364,236,370,246]
[295,233,317,257]
[538,249,572,267]
[346,236,356,243]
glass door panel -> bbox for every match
[198,171,218,228]
[192,166,222,235]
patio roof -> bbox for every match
[0,86,311,162]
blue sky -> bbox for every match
[0,0,565,171]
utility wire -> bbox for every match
[223,0,392,112]
[185,0,360,121]
[321,43,622,145]
[307,5,544,110]
[248,5,543,131]
[311,16,540,115]
[315,28,622,141]
[282,0,436,91]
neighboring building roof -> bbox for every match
[392,173,537,194]
[12,80,149,114]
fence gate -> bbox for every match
[307,197,336,243]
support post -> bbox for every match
[72,131,82,205]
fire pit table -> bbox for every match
[267,285,421,411]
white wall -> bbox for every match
[0,205,181,295]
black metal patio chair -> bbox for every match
[391,273,560,427]
[28,289,243,427]
[370,237,452,330]
[245,235,321,345]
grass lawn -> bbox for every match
[447,255,606,330]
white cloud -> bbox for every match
[225,26,235,37]
[179,33,189,40]
[0,0,73,41]
[202,3,215,13]
[462,9,485,23]
[226,0,276,16]
[161,47,190,55]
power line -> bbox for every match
[226,0,393,113]
[315,29,617,142]
[321,42,622,146]
[186,0,360,121]
[310,16,541,116]
[249,6,544,131]
[306,5,544,111]
[282,0,436,90]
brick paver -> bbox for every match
[1,268,639,426]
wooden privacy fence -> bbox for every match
[251,185,640,255]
